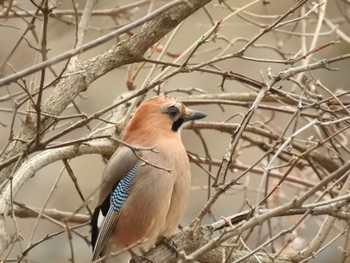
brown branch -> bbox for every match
[185,121,341,173]
[12,203,89,224]
[0,1,150,19]
[213,86,267,187]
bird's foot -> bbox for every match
[157,236,178,255]
[130,255,153,263]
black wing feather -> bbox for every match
[91,192,111,250]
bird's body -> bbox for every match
[91,96,206,262]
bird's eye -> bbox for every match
[167,106,179,119]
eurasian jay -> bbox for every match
[91,96,206,262]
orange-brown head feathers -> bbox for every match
[123,96,206,144]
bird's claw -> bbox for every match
[157,236,178,255]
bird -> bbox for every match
[90,96,206,262]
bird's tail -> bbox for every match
[92,243,131,263]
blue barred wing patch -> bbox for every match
[110,164,138,211]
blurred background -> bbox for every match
[1,0,350,262]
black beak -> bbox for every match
[183,109,207,122]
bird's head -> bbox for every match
[123,96,206,143]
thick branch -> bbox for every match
[141,226,292,263]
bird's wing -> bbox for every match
[92,207,119,261]
[99,146,140,203]
[91,146,139,260]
